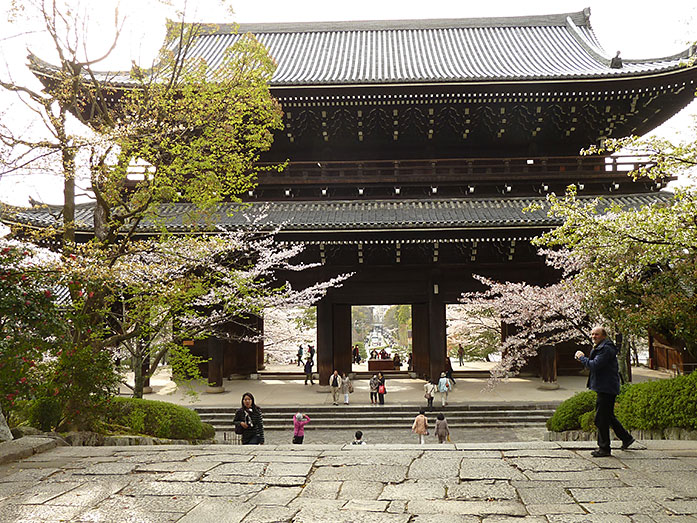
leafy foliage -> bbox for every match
[0,240,63,418]
[615,372,697,431]
[106,397,207,440]
[545,391,596,432]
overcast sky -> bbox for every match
[0,0,695,208]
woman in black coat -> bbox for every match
[233,392,265,445]
[377,372,386,405]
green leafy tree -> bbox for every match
[0,240,63,422]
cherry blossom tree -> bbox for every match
[459,252,591,386]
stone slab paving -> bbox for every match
[0,441,696,521]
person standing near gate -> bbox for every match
[575,326,636,457]
[297,345,304,366]
[377,372,386,405]
[304,357,314,385]
[308,345,315,364]
[328,370,342,406]
[457,344,465,366]
[438,372,452,407]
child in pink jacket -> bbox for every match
[293,412,310,444]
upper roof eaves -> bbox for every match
[183,8,694,86]
[28,8,696,88]
[210,10,592,34]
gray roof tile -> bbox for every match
[2,193,674,235]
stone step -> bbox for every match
[194,404,556,431]
[194,403,560,414]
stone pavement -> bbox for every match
[131,365,672,410]
[1,440,697,522]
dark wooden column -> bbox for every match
[539,345,557,383]
[317,299,333,384]
[207,337,225,393]
[256,315,265,370]
[333,304,352,375]
[225,317,259,377]
[428,292,446,382]
[412,303,429,378]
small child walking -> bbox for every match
[435,412,450,443]
[292,412,310,444]
[411,409,429,444]
[351,430,366,445]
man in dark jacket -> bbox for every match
[575,327,635,457]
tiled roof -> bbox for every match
[181,9,693,85]
[1,193,674,235]
[28,10,695,88]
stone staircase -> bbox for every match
[194,403,559,432]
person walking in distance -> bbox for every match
[308,345,315,364]
[424,379,437,410]
[297,345,304,366]
[377,372,386,405]
[435,412,450,443]
[292,412,310,444]
[575,327,636,457]
[437,372,452,407]
[304,357,314,385]
[233,392,265,445]
[328,370,342,406]
[457,344,465,367]
[369,374,379,404]
[411,408,429,444]
[341,372,353,405]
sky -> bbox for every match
[0,0,695,209]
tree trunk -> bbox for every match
[133,348,144,399]
[616,333,631,384]
[62,145,75,247]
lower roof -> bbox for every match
[2,192,672,236]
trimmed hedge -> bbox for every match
[106,397,208,440]
[615,372,697,431]
[547,372,697,432]
[546,390,596,432]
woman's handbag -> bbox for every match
[348,383,354,394]
[234,423,244,435]
[424,393,431,399]
[378,385,386,394]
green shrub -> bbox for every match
[28,397,62,432]
[579,410,596,432]
[546,391,596,432]
[200,422,216,440]
[106,397,204,440]
[616,372,697,431]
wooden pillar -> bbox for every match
[428,294,446,382]
[256,316,265,370]
[207,337,225,393]
[317,299,351,383]
[317,299,333,384]
[412,303,429,378]
[333,304,352,375]
[539,345,557,383]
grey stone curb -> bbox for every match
[546,427,697,441]
[0,436,65,465]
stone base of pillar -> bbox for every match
[539,381,560,390]
[205,386,225,394]
[142,386,153,394]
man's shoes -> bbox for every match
[621,437,636,450]
[591,449,612,457]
